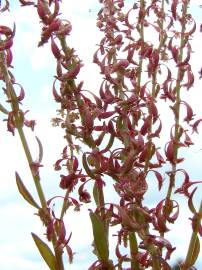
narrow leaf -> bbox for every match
[189,235,200,267]
[89,211,109,262]
[0,102,9,114]
[32,233,57,270]
[188,188,197,214]
[15,172,40,209]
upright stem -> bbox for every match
[0,49,65,270]
[139,1,165,269]
[17,127,47,206]
[0,51,47,208]
[136,0,145,93]
[165,1,189,202]
[182,199,202,270]
[129,232,140,270]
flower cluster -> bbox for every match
[0,0,201,270]
[49,0,201,269]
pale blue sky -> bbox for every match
[0,1,202,269]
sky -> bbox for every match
[0,1,202,270]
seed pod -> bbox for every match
[37,0,49,24]
[52,79,62,102]
[165,141,174,164]
[5,49,13,66]
[98,111,115,120]
[59,62,83,81]
[51,36,61,59]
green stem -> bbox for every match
[0,51,47,208]
[57,34,109,265]
[0,48,65,270]
[136,0,145,92]
[182,199,202,270]
[128,3,145,269]
[135,2,163,269]
[144,0,165,174]
[17,126,47,206]
[165,0,189,208]
[129,232,140,270]
[140,2,165,268]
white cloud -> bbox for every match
[1,1,202,269]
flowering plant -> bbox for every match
[0,0,202,269]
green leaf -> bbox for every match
[189,235,200,267]
[188,188,197,214]
[32,233,56,270]
[0,102,9,114]
[15,172,40,209]
[89,211,109,262]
